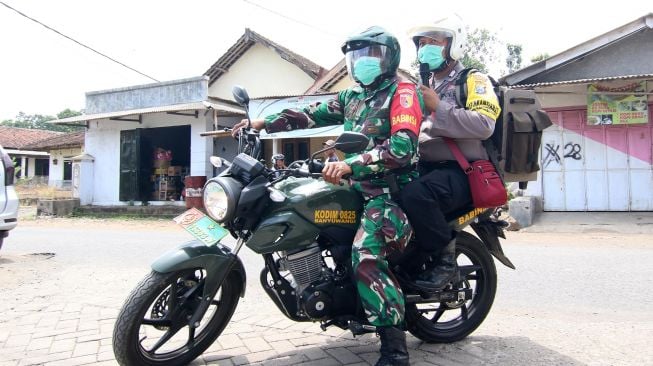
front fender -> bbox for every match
[151,240,247,297]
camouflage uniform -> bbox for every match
[264,77,424,326]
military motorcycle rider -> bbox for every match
[398,14,502,291]
[231,26,424,366]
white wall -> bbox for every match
[85,126,120,204]
[208,44,317,100]
[190,115,213,177]
[85,112,213,205]
[48,147,82,187]
[27,158,35,178]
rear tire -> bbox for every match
[406,231,497,343]
[113,269,241,366]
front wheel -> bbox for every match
[113,269,241,366]
[406,231,497,343]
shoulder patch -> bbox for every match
[390,82,422,136]
[465,73,501,121]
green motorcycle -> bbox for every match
[112,86,515,366]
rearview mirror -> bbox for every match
[334,132,370,154]
[209,156,231,169]
[232,85,250,106]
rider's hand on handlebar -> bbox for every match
[231,119,265,138]
[322,161,352,185]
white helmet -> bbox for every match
[408,13,467,61]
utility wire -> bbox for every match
[242,0,341,39]
[0,1,159,82]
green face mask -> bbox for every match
[418,44,445,71]
[353,57,382,86]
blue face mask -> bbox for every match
[418,44,445,70]
[353,57,382,86]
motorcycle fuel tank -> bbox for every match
[246,177,363,254]
[274,177,363,228]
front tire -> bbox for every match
[113,269,241,366]
[406,231,497,343]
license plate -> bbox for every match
[173,208,229,245]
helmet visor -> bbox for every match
[345,44,392,83]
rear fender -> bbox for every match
[470,221,516,269]
[151,240,247,297]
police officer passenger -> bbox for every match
[399,14,501,290]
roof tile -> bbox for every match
[0,126,63,149]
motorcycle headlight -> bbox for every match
[203,177,242,223]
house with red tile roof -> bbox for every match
[23,131,85,188]
[0,126,62,182]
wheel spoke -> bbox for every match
[430,308,445,323]
[142,318,172,327]
[148,326,182,354]
[187,326,196,346]
[460,303,469,320]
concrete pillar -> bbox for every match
[509,196,536,228]
[20,156,26,178]
[71,154,95,205]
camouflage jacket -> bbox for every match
[264,77,425,200]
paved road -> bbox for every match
[0,215,652,365]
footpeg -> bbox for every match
[458,265,480,277]
[405,288,473,304]
[348,321,376,336]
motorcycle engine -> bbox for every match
[279,244,356,320]
[280,244,324,294]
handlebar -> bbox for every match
[268,161,345,185]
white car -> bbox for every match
[0,145,19,249]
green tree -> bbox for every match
[461,28,501,73]
[506,43,523,74]
[410,27,523,77]
[1,109,83,132]
[530,53,550,63]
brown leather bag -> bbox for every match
[444,138,507,209]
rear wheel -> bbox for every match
[406,231,497,343]
[113,269,241,366]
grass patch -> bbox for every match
[15,181,72,200]
[71,209,177,220]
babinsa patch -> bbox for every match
[390,83,422,135]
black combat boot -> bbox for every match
[375,326,409,366]
[414,237,458,291]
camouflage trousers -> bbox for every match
[352,194,412,326]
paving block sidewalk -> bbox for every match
[0,254,496,366]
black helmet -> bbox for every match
[341,26,400,86]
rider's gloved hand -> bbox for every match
[322,161,352,185]
[231,119,265,138]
